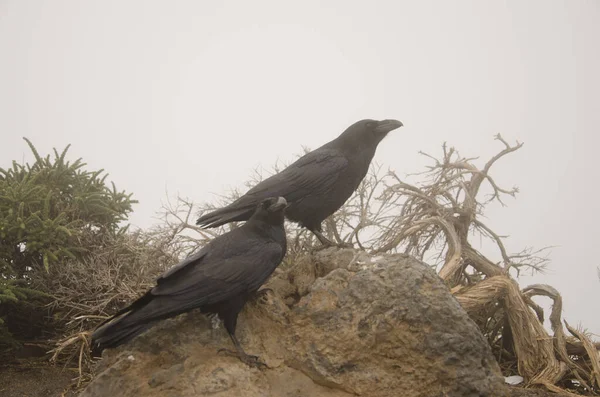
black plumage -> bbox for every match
[91,197,288,366]
[196,119,403,245]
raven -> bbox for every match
[196,119,403,246]
[91,196,288,366]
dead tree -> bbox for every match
[363,135,599,395]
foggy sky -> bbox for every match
[1,1,598,335]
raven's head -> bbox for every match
[339,119,403,147]
[252,196,288,225]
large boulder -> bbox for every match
[80,248,507,397]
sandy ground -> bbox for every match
[0,363,78,397]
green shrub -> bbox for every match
[0,138,136,345]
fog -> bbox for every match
[1,1,598,335]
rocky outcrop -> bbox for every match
[80,248,508,397]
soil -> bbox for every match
[0,361,77,397]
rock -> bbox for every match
[80,248,507,397]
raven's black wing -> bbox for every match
[244,148,348,201]
[196,148,348,227]
[153,236,283,298]
[124,228,284,322]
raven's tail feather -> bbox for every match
[91,293,157,354]
[91,319,154,355]
[91,291,207,354]
[196,205,255,228]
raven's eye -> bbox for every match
[262,200,272,209]
[366,122,374,129]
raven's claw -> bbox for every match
[217,348,267,369]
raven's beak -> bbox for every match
[374,119,403,134]
[270,196,288,211]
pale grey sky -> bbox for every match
[1,1,598,335]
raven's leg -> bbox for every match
[217,311,266,369]
[310,228,336,246]
[309,228,354,249]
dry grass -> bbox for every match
[35,228,186,390]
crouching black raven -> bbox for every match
[196,119,403,246]
[91,197,288,367]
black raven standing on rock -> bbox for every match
[196,119,403,246]
[91,197,288,367]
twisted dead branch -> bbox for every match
[369,136,598,394]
